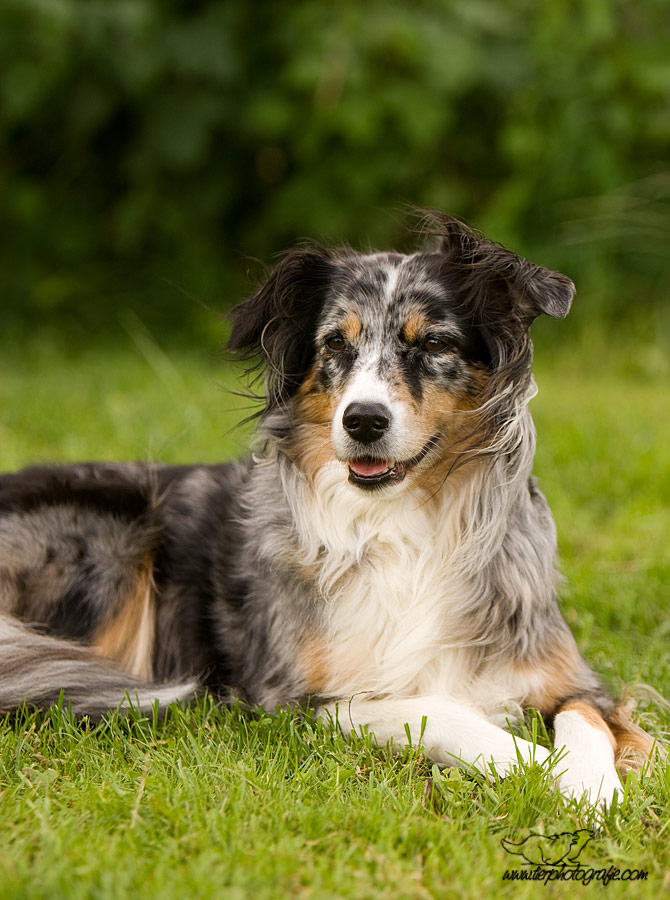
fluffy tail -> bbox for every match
[0,615,197,719]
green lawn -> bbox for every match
[0,328,669,899]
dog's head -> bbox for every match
[228,213,574,493]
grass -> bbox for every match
[0,325,669,899]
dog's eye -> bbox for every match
[325,336,347,352]
[421,338,448,354]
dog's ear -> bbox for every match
[433,214,575,324]
[514,262,575,321]
[228,246,334,406]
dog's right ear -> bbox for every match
[227,246,334,407]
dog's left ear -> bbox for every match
[227,246,334,406]
[434,214,575,325]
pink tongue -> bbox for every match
[349,459,390,477]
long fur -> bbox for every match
[0,212,659,806]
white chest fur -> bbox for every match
[288,462,484,701]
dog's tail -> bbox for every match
[0,614,197,719]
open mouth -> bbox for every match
[347,436,439,489]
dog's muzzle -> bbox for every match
[339,400,438,490]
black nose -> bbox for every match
[342,402,391,444]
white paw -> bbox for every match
[553,708,623,809]
[557,763,622,808]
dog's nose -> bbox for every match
[342,402,391,444]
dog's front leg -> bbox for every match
[552,701,622,807]
[317,695,550,777]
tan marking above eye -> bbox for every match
[402,311,430,345]
[340,314,362,343]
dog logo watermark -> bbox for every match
[501,830,649,885]
[502,829,594,867]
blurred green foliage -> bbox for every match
[1,0,668,339]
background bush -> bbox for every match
[1,0,668,340]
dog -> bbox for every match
[0,212,657,808]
